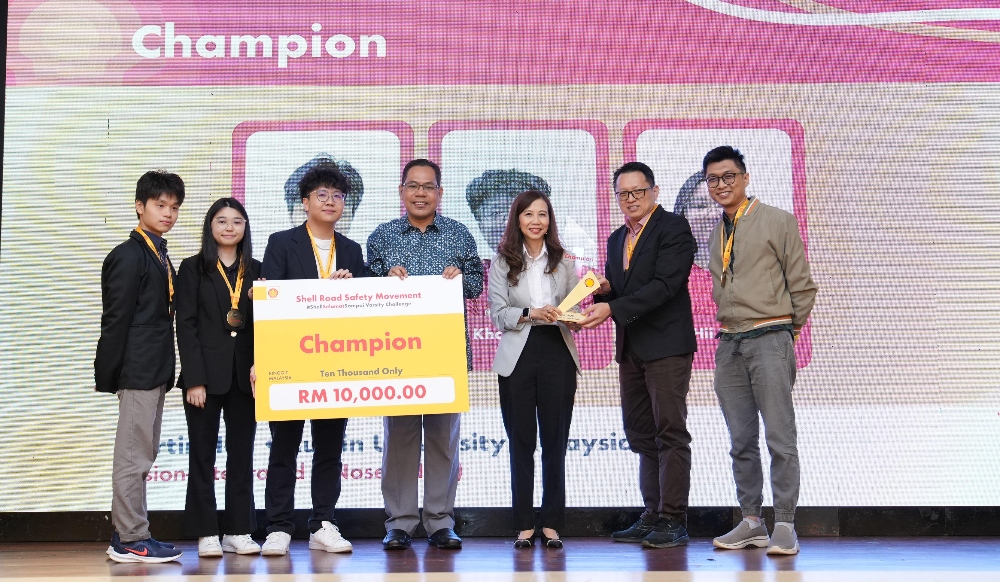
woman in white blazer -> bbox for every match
[488,190,582,548]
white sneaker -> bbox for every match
[308,521,353,553]
[261,531,292,556]
[221,534,261,555]
[198,535,223,557]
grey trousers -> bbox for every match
[714,331,799,523]
[381,413,461,535]
[111,385,167,542]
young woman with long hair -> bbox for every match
[175,197,262,557]
[488,190,582,548]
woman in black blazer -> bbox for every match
[175,198,261,557]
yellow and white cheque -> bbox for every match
[252,275,469,421]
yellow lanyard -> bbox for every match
[135,228,173,309]
[625,205,658,269]
[306,223,336,279]
[720,198,751,280]
[216,259,245,310]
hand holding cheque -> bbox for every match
[251,275,470,421]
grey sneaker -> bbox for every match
[766,523,799,555]
[713,520,770,550]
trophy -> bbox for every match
[556,271,601,323]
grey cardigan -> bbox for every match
[488,254,583,377]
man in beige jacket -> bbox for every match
[703,146,817,556]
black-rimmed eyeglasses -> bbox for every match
[613,187,652,201]
[704,172,746,188]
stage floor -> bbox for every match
[2,538,999,581]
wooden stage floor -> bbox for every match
[2,538,999,581]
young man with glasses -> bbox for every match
[367,158,484,550]
[702,146,816,556]
[258,164,367,556]
[581,161,697,548]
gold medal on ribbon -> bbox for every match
[306,223,336,279]
[135,227,174,315]
[217,259,246,331]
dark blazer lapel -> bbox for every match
[292,223,319,279]
[334,232,349,271]
[623,206,663,288]
[131,230,168,291]
[211,263,234,316]
[607,227,626,291]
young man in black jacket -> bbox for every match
[259,163,367,556]
[95,170,186,563]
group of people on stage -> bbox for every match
[95,147,816,563]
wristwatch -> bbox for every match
[522,307,530,319]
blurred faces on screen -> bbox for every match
[467,169,551,252]
[674,172,716,269]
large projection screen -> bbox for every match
[3,0,1000,512]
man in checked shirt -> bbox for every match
[367,158,484,550]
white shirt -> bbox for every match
[314,237,337,278]
[524,244,555,311]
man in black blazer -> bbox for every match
[583,161,696,548]
[258,164,366,556]
[95,170,185,562]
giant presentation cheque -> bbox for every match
[252,275,470,421]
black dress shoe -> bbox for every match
[540,532,563,549]
[428,528,462,549]
[383,529,412,550]
[514,531,535,548]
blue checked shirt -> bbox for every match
[366,214,484,369]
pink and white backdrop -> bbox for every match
[3,0,999,512]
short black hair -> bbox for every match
[613,161,655,189]
[465,169,550,221]
[284,154,364,214]
[136,170,185,207]
[298,163,350,201]
[401,158,441,186]
[702,146,747,174]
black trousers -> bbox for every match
[264,417,347,534]
[183,372,258,537]
[498,325,577,531]
[619,338,693,525]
